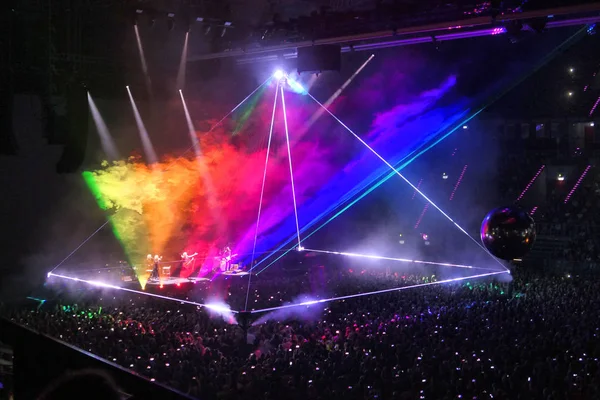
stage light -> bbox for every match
[287,79,305,93]
[462,125,468,129]
[196,17,204,22]
[132,9,143,26]
[557,174,565,181]
[590,122,595,127]
[273,70,285,80]
[568,92,573,97]
[442,173,448,180]
[569,67,574,73]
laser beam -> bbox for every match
[245,81,280,310]
[88,93,120,161]
[280,86,302,248]
[250,270,508,314]
[253,29,584,273]
[47,272,238,313]
[48,222,110,274]
[171,76,273,166]
[303,248,499,270]
[126,86,157,164]
[58,79,272,278]
[304,92,506,270]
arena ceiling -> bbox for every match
[123,0,600,61]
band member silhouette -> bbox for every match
[174,251,197,277]
[149,254,162,281]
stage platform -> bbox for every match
[145,277,209,286]
[222,270,250,276]
[144,271,250,287]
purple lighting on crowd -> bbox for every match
[564,165,591,204]
[516,165,545,202]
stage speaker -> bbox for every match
[56,83,89,173]
[297,45,341,74]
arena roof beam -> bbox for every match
[187,3,600,63]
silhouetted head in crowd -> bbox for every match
[38,370,121,400]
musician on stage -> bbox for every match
[149,254,162,281]
[174,251,197,277]
[222,245,232,271]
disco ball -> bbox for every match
[480,206,536,261]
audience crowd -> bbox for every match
[2,151,599,400]
[4,267,600,400]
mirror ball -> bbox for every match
[480,206,536,261]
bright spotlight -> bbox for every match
[273,70,285,80]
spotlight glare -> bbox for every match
[273,70,285,80]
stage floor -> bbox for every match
[145,270,250,286]
[145,277,208,286]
